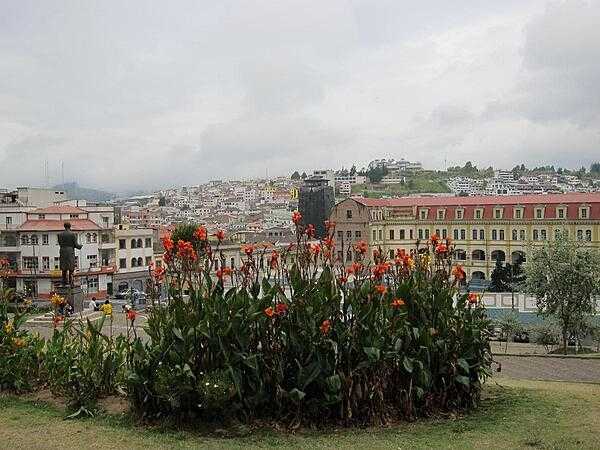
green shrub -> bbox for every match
[127,223,492,425]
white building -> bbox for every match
[113,226,155,293]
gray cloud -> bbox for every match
[0,0,599,192]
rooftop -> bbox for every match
[18,219,101,232]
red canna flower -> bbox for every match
[348,262,363,275]
[161,235,174,252]
[194,226,208,241]
[323,236,335,249]
[435,243,448,254]
[264,306,274,318]
[214,229,225,242]
[320,319,331,335]
[243,244,255,257]
[177,240,197,261]
[291,211,302,225]
[126,309,137,321]
[216,267,233,279]
[354,240,368,254]
[468,292,479,304]
[305,224,316,238]
[375,284,387,295]
[395,248,406,258]
[309,243,321,255]
[372,262,391,279]
[52,315,64,328]
[269,250,279,269]
[275,302,288,316]
[452,265,466,281]
[391,298,406,308]
[430,233,439,244]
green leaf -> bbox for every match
[455,375,471,387]
[325,374,341,393]
[403,356,414,373]
[173,327,183,340]
[289,388,306,404]
[457,358,470,374]
[363,347,381,363]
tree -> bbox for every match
[526,233,600,354]
[490,259,508,292]
[590,162,600,174]
[495,310,523,354]
[350,165,357,176]
[301,172,307,180]
[291,171,301,180]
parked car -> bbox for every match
[115,288,146,303]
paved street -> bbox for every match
[494,355,600,383]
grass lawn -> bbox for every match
[1,378,599,449]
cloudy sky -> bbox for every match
[1,0,599,191]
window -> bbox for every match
[53,257,60,270]
[355,230,361,239]
[420,209,428,220]
[389,249,394,259]
[346,210,352,219]
[435,229,441,237]
[494,208,502,219]
[460,229,466,240]
[38,214,45,219]
[580,207,589,219]
[131,258,137,267]
[512,229,518,241]
[30,235,38,245]
[92,233,97,243]
[42,234,49,245]
[424,229,430,239]
[418,229,424,240]
[456,209,464,220]
[6,216,12,226]
[389,229,395,240]
[86,233,91,244]
[540,229,547,240]
[87,254,98,268]
[472,229,478,240]
[346,230,352,239]
[23,257,38,269]
[146,256,152,266]
[42,256,50,270]
[131,239,137,248]
[586,230,592,241]
[230,258,235,268]
[520,230,526,240]
[479,229,484,240]
[535,208,544,219]
[437,209,445,220]
[557,208,565,219]
[145,238,152,248]
[87,276,99,293]
[70,214,79,219]
[555,229,561,240]
[499,230,504,240]
[137,238,142,248]
[399,229,405,239]
[378,230,383,240]
[409,229,413,239]
[514,208,523,219]
[75,256,79,269]
[475,209,482,219]
[492,230,497,240]
[119,258,127,269]
[442,229,447,239]
[372,230,377,241]
[533,230,539,240]
[119,239,126,249]
[453,229,459,240]
[102,216,109,226]
[337,230,343,239]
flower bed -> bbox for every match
[127,217,492,425]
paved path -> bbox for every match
[494,355,600,383]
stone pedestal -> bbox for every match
[56,285,84,313]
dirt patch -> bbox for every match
[24,388,67,410]
[98,395,129,415]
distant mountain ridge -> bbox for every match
[53,182,115,203]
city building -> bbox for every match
[299,178,335,238]
[113,225,155,293]
[330,193,600,282]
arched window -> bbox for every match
[472,229,477,240]
[472,249,486,261]
[30,235,38,245]
[479,229,485,240]
[511,251,526,264]
[131,239,137,248]
[491,230,497,240]
[230,258,235,268]
[520,230,526,241]
[454,249,467,261]
[533,230,539,241]
[453,229,459,240]
[131,258,137,267]
[137,257,143,267]
[491,250,506,262]
[137,238,143,248]
[92,233,97,243]
[471,271,485,280]
[86,233,91,244]
[21,235,29,245]
[512,229,518,241]
[586,230,592,241]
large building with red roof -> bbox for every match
[330,193,600,282]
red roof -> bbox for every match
[31,205,87,214]
[18,219,101,232]
[351,193,600,208]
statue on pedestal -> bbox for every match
[58,222,82,286]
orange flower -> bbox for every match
[323,236,335,249]
[269,250,279,269]
[354,240,368,255]
[468,292,479,304]
[375,284,387,295]
[372,262,390,279]
[309,243,321,255]
[275,302,288,316]
[372,249,381,259]
[264,306,274,318]
[435,243,448,254]
[194,226,207,241]
[305,224,316,238]
[348,262,363,275]
[126,309,137,321]
[214,229,226,242]
[430,233,439,243]
[153,266,166,281]
[243,244,255,257]
[391,298,405,308]
[216,267,233,279]
[395,248,406,258]
[161,235,174,251]
[177,240,197,261]
[292,211,302,225]
[452,265,466,281]
[320,319,331,335]
[52,315,64,328]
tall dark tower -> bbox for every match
[298,178,335,238]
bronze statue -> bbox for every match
[58,222,82,286]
